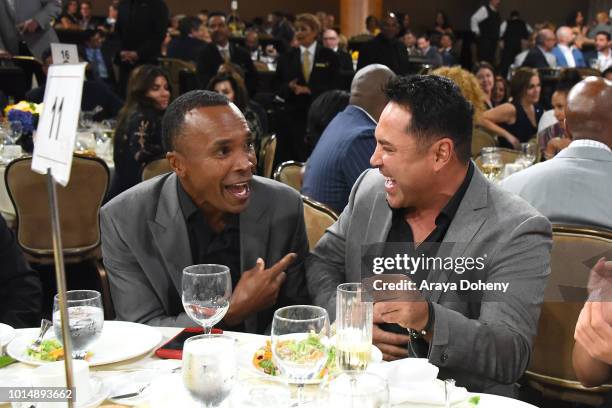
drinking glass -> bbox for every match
[52,290,104,359]
[7,121,23,145]
[336,283,373,374]
[182,334,237,408]
[480,147,503,181]
[182,264,232,334]
[271,305,330,406]
[318,372,390,407]
[519,142,536,167]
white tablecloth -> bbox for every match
[0,326,539,408]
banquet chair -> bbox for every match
[524,225,612,406]
[471,127,497,158]
[473,148,521,171]
[0,66,28,101]
[273,161,304,192]
[302,196,338,249]
[12,56,45,88]
[5,155,115,318]
[260,135,277,178]
[157,57,196,99]
[142,158,172,181]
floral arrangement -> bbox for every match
[3,101,42,134]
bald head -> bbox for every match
[350,64,396,121]
[566,77,612,148]
[556,26,574,45]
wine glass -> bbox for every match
[318,372,390,407]
[336,283,373,374]
[271,305,330,406]
[182,334,237,407]
[182,264,232,334]
[519,142,536,167]
[480,147,503,181]
[7,121,23,145]
[52,290,104,359]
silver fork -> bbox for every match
[28,319,52,354]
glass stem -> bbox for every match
[350,374,357,408]
[202,325,212,335]
[297,383,305,406]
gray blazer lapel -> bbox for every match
[239,180,271,333]
[366,192,393,245]
[148,174,192,300]
[428,169,489,303]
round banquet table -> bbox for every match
[0,326,540,408]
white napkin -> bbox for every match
[368,358,469,406]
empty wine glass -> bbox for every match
[7,121,23,145]
[480,147,503,181]
[52,290,104,359]
[271,305,330,406]
[182,264,232,334]
[182,334,237,408]
[519,142,536,167]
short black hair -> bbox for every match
[162,90,229,152]
[417,33,430,41]
[555,68,582,93]
[384,75,473,163]
[596,31,611,41]
[208,11,227,22]
[179,16,202,37]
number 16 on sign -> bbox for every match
[31,63,86,186]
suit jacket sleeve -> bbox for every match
[0,217,42,328]
[33,0,61,30]
[136,1,168,62]
[305,170,370,318]
[100,208,195,327]
[422,214,552,384]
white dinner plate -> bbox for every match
[237,338,383,385]
[7,320,163,366]
[0,322,16,347]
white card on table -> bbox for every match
[50,43,79,64]
[31,63,86,186]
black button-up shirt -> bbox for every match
[177,182,244,331]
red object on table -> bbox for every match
[155,327,223,359]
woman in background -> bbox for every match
[474,61,496,109]
[108,65,170,200]
[58,0,81,30]
[483,68,543,149]
[492,75,509,106]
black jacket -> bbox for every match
[356,33,410,75]
[116,0,169,64]
[167,36,207,63]
[337,49,354,72]
[276,44,340,107]
[0,216,42,328]
[196,42,258,96]
[522,47,551,68]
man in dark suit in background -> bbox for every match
[116,0,168,96]
[417,34,443,68]
[276,13,340,162]
[439,33,457,66]
[167,16,208,63]
[522,28,557,68]
[357,14,410,75]
[196,12,257,95]
[0,216,42,328]
[322,28,354,72]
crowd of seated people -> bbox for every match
[2,3,612,404]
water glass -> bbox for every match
[336,283,373,374]
[271,305,330,406]
[182,264,232,334]
[480,147,503,181]
[182,334,237,408]
[318,372,390,407]
[52,290,104,359]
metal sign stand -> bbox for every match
[46,168,75,408]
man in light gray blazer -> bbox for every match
[501,77,612,231]
[0,0,60,60]
[306,75,552,396]
[101,91,309,334]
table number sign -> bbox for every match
[50,43,79,64]
[31,63,86,185]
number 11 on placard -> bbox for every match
[48,96,64,141]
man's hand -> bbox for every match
[19,19,40,34]
[374,301,429,331]
[120,50,139,64]
[588,257,612,325]
[574,301,612,365]
[372,323,410,361]
[224,253,296,326]
[288,79,311,95]
[0,49,11,59]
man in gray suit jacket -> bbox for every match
[501,77,612,231]
[101,91,309,334]
[306,75,552,396]
[0,0,60,60]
